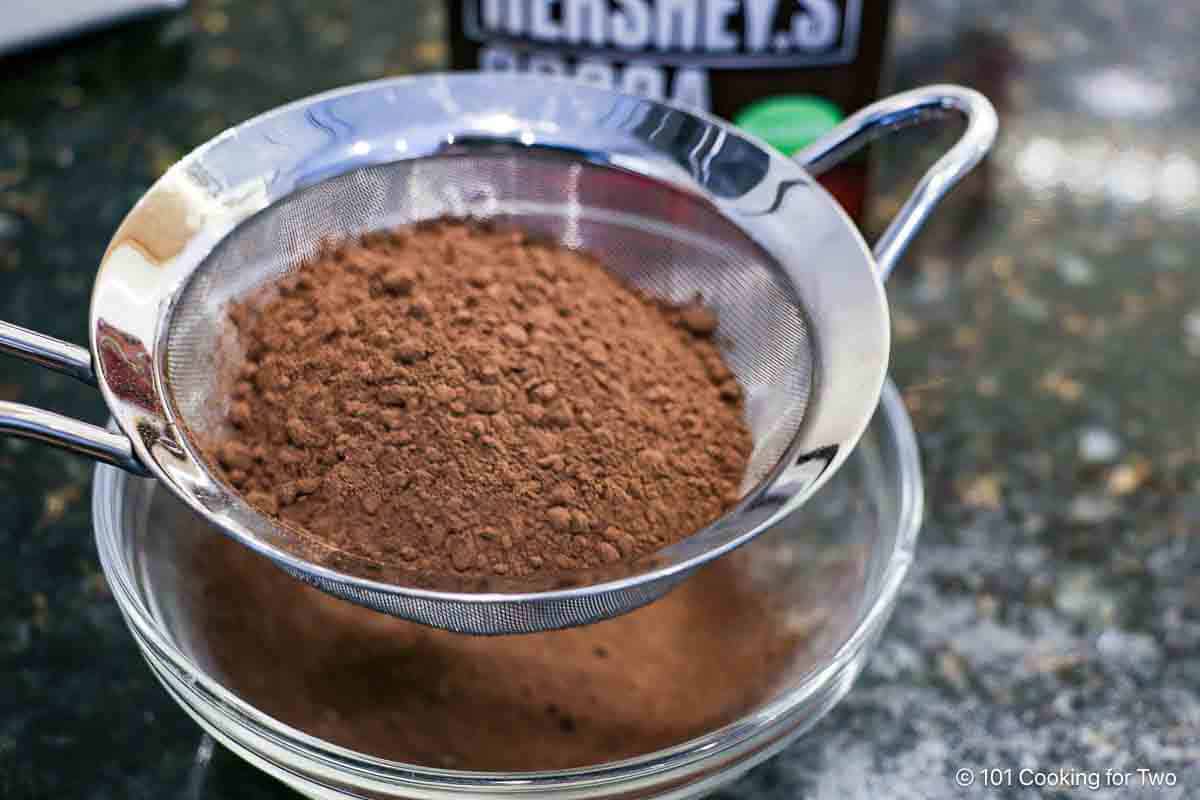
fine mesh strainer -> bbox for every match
[0,75,996,634]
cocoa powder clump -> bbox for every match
[205,219,752,581]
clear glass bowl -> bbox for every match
[92,380,921,799]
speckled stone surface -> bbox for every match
[2,1,1198,797]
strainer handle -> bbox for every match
[0,321,149,475]
[793,84,999,279]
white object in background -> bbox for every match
[0,0,187,56]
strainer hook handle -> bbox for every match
[793,84,999,279]
[0,320,149,475]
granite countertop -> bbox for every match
[2,1,1197,797]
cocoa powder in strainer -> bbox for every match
[206,219,752,581]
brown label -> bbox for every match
[449,1,883,117]
[462,0,863,67]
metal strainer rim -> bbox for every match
[94,74,890,614]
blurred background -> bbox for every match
[1,1,1197,797]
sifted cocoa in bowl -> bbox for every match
[186,529,816,771]
[204,218,752,583]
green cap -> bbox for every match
[733,95,845,156]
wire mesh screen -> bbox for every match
[159,149,814,630]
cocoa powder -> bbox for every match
[188,529,809,771]
[206,219,752,582]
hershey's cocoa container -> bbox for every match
[445,1,892,220]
